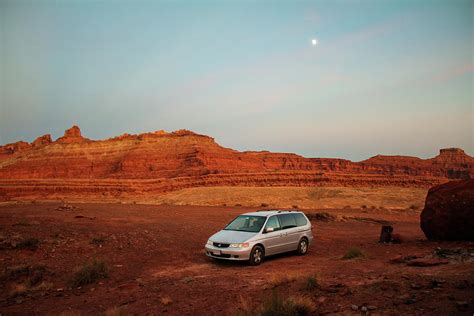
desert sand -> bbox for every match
[0,200,473,315]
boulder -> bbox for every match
[420,179,474,240]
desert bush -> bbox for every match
[343,247,364,260]
[306,212,335,222]
[90,237,106,245]
[361,205,368,209]
[261,203,269,207]
[16,238,39,250]
[69,259,108,287]
[305,274,318,290]
[292,205,299,209]
[9,280,52,298]
[239,290,315,316]
[268,273,299,288]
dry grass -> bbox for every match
[239,290,316,316]
[343,247,364,260]
[268,272,301,288]
[153,186,427,209]
[69,259,108,287]
[9,281,52,297]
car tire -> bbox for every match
[297,238,309,255]
[249,245,264,266]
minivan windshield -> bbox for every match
[224,215,266,233]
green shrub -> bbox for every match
[70,259,108,287]
[16,238,39,250]
[343,247,364,260]
[240,290,315,316]
[305,275,318,290]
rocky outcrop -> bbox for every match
[32,134,52,147]
[0,125,472,201]
[56,125,89,143]
[420,179,474,241]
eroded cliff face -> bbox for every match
[0,125,472,201]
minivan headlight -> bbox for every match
[229,242,249,248]
[207,239,213,245]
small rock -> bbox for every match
[411,283,422,289]
[361,306,368,312]
[367,305,377,310]
[351,304,358,311]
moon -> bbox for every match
[311,39,318,46]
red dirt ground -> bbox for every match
[0,203,473,315]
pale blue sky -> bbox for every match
[0,0,472,160]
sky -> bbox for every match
[0,0,472,161]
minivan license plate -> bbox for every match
[213,250,221,255]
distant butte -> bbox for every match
[0,125,472,201]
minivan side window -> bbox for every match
[293,213,308,226]
[278,214,297,229]
[264,216,281,231]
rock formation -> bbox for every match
[0,125,473,201]
[420,179,474,240]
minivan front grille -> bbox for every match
[213,242,230,248]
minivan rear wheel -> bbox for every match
[297,238,308,255]
[249,245,264,266]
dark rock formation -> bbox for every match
[420,179,474,240]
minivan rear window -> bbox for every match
[278,214,297,229]
[293,213,308,226]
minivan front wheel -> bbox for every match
[297,238,308,255]
[249,245,264,266]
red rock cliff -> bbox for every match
[0,126,472,200]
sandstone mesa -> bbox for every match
[0,125,472,201]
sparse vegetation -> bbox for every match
[268,273,300,288]
[260,203,269,207]
[305,274,318,290]
[239,290,315,316]
[2,264,48,292]
[343,247,364,260]
[16,238,39,250]
[181,276,194,284]
[69,259,108,287]
[306,212,336,222]
[90,237,106,245]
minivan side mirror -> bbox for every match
[264,227,274,233]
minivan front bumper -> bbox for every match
[204,244,252,261]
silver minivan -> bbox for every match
[204,210,313,265]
